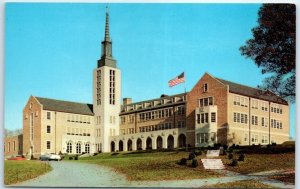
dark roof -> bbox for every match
[215,78,288,105]
[35,97,94,115]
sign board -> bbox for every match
[201,159,224,169]
[206,150,220,157]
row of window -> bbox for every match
[66,127,91,136]
[66,142,90,154]
[67,114,91,124]
[244,133,273,144]
[199,97,214,107]
[196,112,216,124]
[122,95,186,112]
[138,106,185,122]
[196,132,216,144]
[120,115,135,124]
[233,95,284,114]
[4,141,19,153]
[233,96,249,107]
[139,121,185,133]
[233,112,248,124]
[271,119,283,129]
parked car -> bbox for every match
[40,153,61,161]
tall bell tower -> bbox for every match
[93,7,121,152]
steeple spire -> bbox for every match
[104,6,110,42]
[98,6,116,68]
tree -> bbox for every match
[240,4,295,102]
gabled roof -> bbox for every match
[35,97,94,115]
[215,78,288,105]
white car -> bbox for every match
[40,153,61,161]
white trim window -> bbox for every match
[47,125,51,133]
[67,142,72,153]
[244,133,248,142]
[262,135,268,144]
[47,112,51,120]
[203,83,208,92]
[46,141,51,150]
[76,143,81,154]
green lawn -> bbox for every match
[74,150,222,181]
[4,160,52,185]
[203,179,275,188]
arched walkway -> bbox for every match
[111,141,115,152]
[167,135,174,149]
[137,138,142,150]
[146,137,152,150]
[119,140,124,151]
[127,139,132,151]
[156,136,163,149]
[178,134,186,148]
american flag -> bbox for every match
[168,72,185,87]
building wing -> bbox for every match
[35,97,94,115]
[215,78,288,105]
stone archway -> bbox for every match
[111,141,115,152]
[178,134,186,148]
[156,136,163,149]
[137,138,142,150]
[119,140,124,151]
[127,139,133,151]
[146,137,152,150]
[167,135,174,149]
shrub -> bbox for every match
[191,159,198,168]
[195,150,202,156]
[229,159,238,166]
[231,144,236,149]
[69,157,73,160]
[272,142,277,146]
[238,154,245,161]
[93,153,98,156]
[228,148,233,153]
[188,152,196,160]
[228,153,233,160]
[223,144,228,150]
[179,158,187,165]
[74,155,78,160]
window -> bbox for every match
[47,141,51,149]
[203,83,208,92]
[251,115,258,125]
[234,112,247,124]
[234,95,248,107]
[262,135,268,144]
[47,125,51,133]
[47,112,51,120]
[76,143,81,154]
[201,113,205,123]
[8,142,10,152]
[85,143,90,154]
[177,121,185,128]
[244,133,248,142]
[251,134,258,143]
[199,97,214,107]
[261,117,268,127]
[204,113,209,123]
[251,99,258,109]
[197,114,200,124]
[13,141,15,151]
[109,70,115,105]
[177,106,185,115]
[97,70,102,105]
[211,112,216,123]
[30,113,34,141]
[67,142,72,153]
[200,133,209,143]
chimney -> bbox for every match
[123,98,132,105]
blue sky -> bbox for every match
[5,3,295,139]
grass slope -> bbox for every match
[4,160,52,185]
[75,151,221,181]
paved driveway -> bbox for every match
[13,161,295,188]
[13,161,129,187]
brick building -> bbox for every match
[4,134,23,158]
[17,8,290,158]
